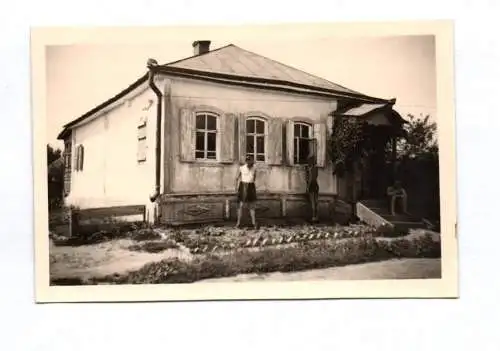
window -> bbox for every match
[195,112,218,160]
[245,117,266,162]
[137,117,147,163]
[293,122,312,164]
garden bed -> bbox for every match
[172,223,405,254]
[51,232,440,285]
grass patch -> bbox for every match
[52,233,440,285]
[51,224,163,247]
[127,240,179,253]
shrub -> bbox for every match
[127,240,178,253]
[372,224,408,237]
[51,221,156,247]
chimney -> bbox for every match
[192,40,211,56]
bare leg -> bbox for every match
[402,195,408,214]
[236,202,243,228]
[249,202,257,229]
[311,193,319,222]
[307,192,313,221]
[390,196,396,216]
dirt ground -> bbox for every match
[49,228,440,282]
[49,239,193,281]
[195,258,442,282]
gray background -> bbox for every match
[1,0,498,349]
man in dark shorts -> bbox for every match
[235,155,258,229]
[306,154,320,223]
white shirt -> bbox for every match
[240,164,256,183]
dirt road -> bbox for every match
[196,258,442,282]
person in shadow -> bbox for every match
[386,180,409,216]
[306,154,320,223]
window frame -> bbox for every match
[245,116,268,163]
[194,111,219,162]
[293,121,313,165]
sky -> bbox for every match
[46,35,436,148]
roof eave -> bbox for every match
[154,65,390,104]
[57,64,393,140]
[56,73,149,140]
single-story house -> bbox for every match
[57,40,404,225]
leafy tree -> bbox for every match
[397,114,438,160]
[47,144,64,210]
[395,114,440,221]
[47,144,62,165]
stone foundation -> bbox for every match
[159,192,338,225]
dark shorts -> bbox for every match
[238,182,257,203]
[307,181,319,194]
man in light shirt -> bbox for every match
[235,155,258,229]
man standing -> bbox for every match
[306,154,320,223]
[235,155,258,229]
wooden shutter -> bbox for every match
[137,125,147,140]
[78,145,85,171]
[137,139,147,162]
[238,114,246,164]
[314,122,326,168]
[74,145,81,171]
[266,118,283,165]
[219,113,236,163]
[285,120,295,165]
[179,108,195,162]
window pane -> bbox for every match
[256,135,264,153]
[294,124,300,137]
[207,132,216,151]
[196,132,205,150]
[196,114,205,129]
[298,138,310,163]
[195,151,205,159]
[246,119,255,133]
[207,151,216,159]
[256,154,265,162]
[246,135,254,153]
[301,125,309,138]
[206,115,217,130]
[256,120,265,134]
[293,139,298,162]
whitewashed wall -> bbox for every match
[65,83,158,221]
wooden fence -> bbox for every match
[69,205,146,238]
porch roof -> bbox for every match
[337,103,388,117]
[335,102,408,125]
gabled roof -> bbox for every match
[58,43,395,140]
[164,44,362,95]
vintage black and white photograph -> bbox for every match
[33,22,457,301]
